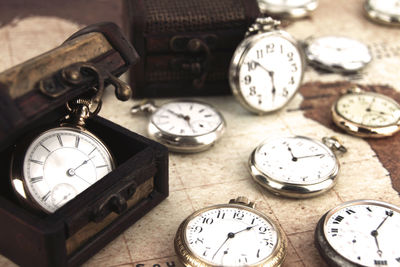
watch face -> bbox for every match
[182,205,280,266]
[253,136,338,185]
[335,92,400,128]
[230,31,304,113]
[321,200,400,266]
[257,0,318,18]
[305,36,372,73]
[21,127,114,213]
[365,0,400,22]
[150,101,223,137]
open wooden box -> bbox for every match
[0,22,169,266]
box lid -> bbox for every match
[0,22,139,151]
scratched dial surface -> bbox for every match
[237,33,304,113]
[305,36,372,73]
[151,101,223,137]
[185,206,278,266]
[254,136,337,185]
[22,127,114,213]
[336,92,400,127]
[323,200,400,266]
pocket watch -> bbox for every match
[10,99,115,214]
[131,99,225,153]
[364,0,400,27]
[248,136,347,198]
[257,0,319,19]
[332,86,400,138]
[174,196,287,267]
[229,17,306,114]
[315,199,400,267]
[304,36,372,73]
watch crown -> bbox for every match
[229,196,256,208]
[246,17,281,37]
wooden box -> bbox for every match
[0,22,169,266]
[123,0,261,98]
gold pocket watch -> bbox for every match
[332,86,400,138]
[131,99,225,153]
[174,197,287,267]
[10,98,115,214]
[229,17,306,114]
[315,199,400,266]
[249,136,346,198]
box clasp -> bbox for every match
[90,179,137,222]
[170,35,217,88]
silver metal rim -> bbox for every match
[258,0,319,19]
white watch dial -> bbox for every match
[254,137,337,185]
[22,127,114,213]
[151,101,223,137]
[185,206,278,266]
[336,92,400,127]
[323,201,400,266]
[236,32,304,113]
[367,0,400,18]
[305,36,372,73]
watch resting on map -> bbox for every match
[304,36,372,73]
[257,0,319,19]
[332,87,400,138]
[174,196,287,267]
[10,99,115,214]
[364,0,400,27]
[131,99,225,153]
[229,17,306,114]
[315,199,400,267]
[248,136,346,198]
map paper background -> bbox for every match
[0,0,399,266]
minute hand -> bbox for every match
[295,154,325,160]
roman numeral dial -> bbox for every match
[20,127,114,213]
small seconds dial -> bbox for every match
[231,31,304,113]
[184,206,278,266]
[318,200,400,266]
[21,127,114,213]
[254,136,337,184]
[151,101,223,137]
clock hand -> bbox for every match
[370,210,393,257]
[295,153,326,160]
[71,155,96,173]
[212,225,257,260]
[365,97,376,113]
[375,210,393,231]
[285,144,298,162]
[251,61,276,101]
[73,172,92,185]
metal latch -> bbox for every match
[170,35,217,88]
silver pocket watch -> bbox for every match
[229,17,306,114]
[315,199,400,266]
[131,99,226,153]
[364,0,400,27]
[304,36,372,73]
[257,0,319,19]
[249,136,347,198]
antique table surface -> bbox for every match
[0,0,399,266]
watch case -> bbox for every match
[123,0,261,98]
[0,23,169,267]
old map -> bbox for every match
[0,0,399,266]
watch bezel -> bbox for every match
[148,99,226,153]
[315,199,400,267]
[174,203,287,267]
[304,36,372,73]
[332,91,400,138]
[257,0,319,19]
[10,126,116,214]
[229,30,306,114]
[364,0,400,27]
[248,136,340,198]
